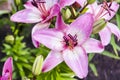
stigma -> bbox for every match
[63,34,78,49]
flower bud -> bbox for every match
[87,0,96,4]
[62,8,72,20]
[92,19,106,34]
[5,35,14,44]
[15,0,21,5]
[116,0,120,3]
[32,55,44,76]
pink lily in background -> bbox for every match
[11,0,60,24]
[0,57,13,80]
[87,1,120,46]
[32,13,104,78]
[11,0,61,47]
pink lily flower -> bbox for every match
[11,0,60,24]
[87,1,120,46]
[10,0,61,47]
[32,13,104,78]
[0,57,13,80]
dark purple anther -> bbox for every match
[63,36,69,46]
[63,34,78,48]
[31,0,38,7]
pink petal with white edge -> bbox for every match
[42,50,63,72]
[63,46,88,79]
[32,23,50,47]
[99,27,111,46]
[33,29,64,51]
[45,0,58,10]
[59,0,75,8]
[101,1,119,21]
[2,57,13,80]
[10,9,42,23]
[55,13,68,30]
[67,13,94,45]
[83,38,104,53]
[107,22,120,40]
[42,4,60,23]
[87,2,100,19]
[24,0,35,9]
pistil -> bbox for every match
[63,34,78,49]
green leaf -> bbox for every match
[89,63,98,77]
[110,35,119,56]
[101,51,120,60]
[18,57,28,63]
[116,9,120,29]
[22,63,32,71]
[0,10,10,15]
[88,54,95,62]
[16,63,25,76]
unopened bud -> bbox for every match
[5,35,14,44]
[32,55,44,76]
[15,0,21,5]
[87,0,96,4]
[116,0,120,3]
[92,19,106,34]
[62,8,72,20]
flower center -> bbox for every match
[63,34,78,49]
[31,0,49,19]
[95,0,115,20]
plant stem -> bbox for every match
[33,76,36,80]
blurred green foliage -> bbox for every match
[2,36,35,79]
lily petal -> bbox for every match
[99,26,111,46]
[24,0,35,9]
[42,50,63,72]
[87,1,100,18]
[42,4,60,23]
[45,0,58,10]
[83,38,104,53]
[55,13,68,30]
[59,0,75,8]
[63,46,88,78]
[67,13,94,45]
[33,29,64,51]
[32,22,50,47]
[2,57,13,80]
[10,9,42,23]
[107,22,120,40]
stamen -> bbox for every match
[63,36,69,46]
[31,0,38,8]
[63,34,78,49]
[101,1,115,16]
[31,0,48,18]
[68,34,74,40]
[95,7,104,20]
[95,0,115,20]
